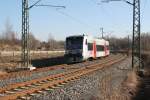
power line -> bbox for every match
[34,4,66,8]
[55,9,97,31]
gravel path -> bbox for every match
[29,57,132,100]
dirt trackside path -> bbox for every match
[132,68,150,100]
[122,54,150,100]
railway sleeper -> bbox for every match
[26,84,34,87]
[36,90,44,94]
[37,81,46,84]
[19,86,29,89]
[32,83,42,86]
[13,88,23,92]
[5,90,15,94]
[28,93,38,96]
[43,88,54,91]
[18,96,30,100]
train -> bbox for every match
[64,35,110,63]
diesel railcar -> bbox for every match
[65,35,110,63]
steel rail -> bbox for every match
[0,55,126,100]
[0,64,67,80]
[0,55,120,93]
[0,55,116,80]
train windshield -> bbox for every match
[66,36,83,50]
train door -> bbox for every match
[82,37,88,60]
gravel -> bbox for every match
[29,57,132,100]
[0,68,66,87]
[0,55,115,87]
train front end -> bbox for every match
[65,36,84,63]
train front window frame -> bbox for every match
[88,43,93,50]
[66,36,83,50]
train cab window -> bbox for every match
[66,36,83,50]
[88,43,93,50]
[85,39,87,45]
[96,45,104,51]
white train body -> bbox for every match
[65,35,110,62]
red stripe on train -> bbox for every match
[93,41,96,58]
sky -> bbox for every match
[0,0,149,41]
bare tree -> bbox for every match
[141,33,150,51]
[3,18,14,40]
[108,36,131,51]
[48,33,56,50]
[29,33,40,50]
[47,33,65,50]
[0,18,21,50]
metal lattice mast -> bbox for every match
[21,0,65,68]
[101,0,142,69]
[132,0,141,69]
[22,0,30,68]
[100,27,104,38]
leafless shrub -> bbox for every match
[108,36,131,51]
[108,33,150,52]
[29,33,40,50]
[0,18,20,50]
[141,33,150,51]
[46,33,64,50]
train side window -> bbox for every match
[96,45,104,51]
[88,43,93,50]
[85,39,87,45]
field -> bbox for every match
[0,51,64,72]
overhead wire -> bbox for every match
[90,0,119,34]
[27,0,99,35]
[55,8,98,32]
[29,0,113,35]
[99,0,136,36]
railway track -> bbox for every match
[0,55,126,100]
[0,54,117,80]
[0,55,120,88]
[0,64,67,80]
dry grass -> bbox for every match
[120,71,141,100]
[0,52,64,71]
[124,71,139,93]
[98,71,140,100]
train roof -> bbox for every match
[66,34,109,42]
[66,35,84,38]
